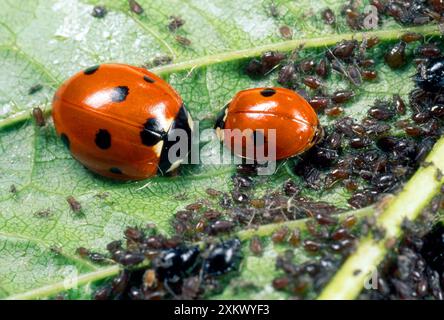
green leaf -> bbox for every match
[0,0,441,299]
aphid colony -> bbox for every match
[87,225,242,300]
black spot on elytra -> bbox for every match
[95,129,111,149]
[110,86,129,102]
[140,118,166,146]
[61,133,70,149]
[260,88,276,97]
[109,167,122,174]
[158,104,192,174]
[143,75,155,83]
[84,65,100,75]
[214,104,229,130]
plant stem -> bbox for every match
[153,24,440,76]
[5,265,120,300]
[318,136,444,300]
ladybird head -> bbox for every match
[157,104,194,175]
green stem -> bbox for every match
[318,136,444,300]
[237,205,375,241]
[5,265,119,300]
[152,24,440,76]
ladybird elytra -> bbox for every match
[52,63,193,180]
[215,87,322,161]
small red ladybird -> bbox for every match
[52,63,193,180]
[215,87,322,161]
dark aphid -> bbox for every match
[288,228,301,246]
[269,3,279,18]
[322,8,336,25]
[175,35,191,46]
[272,227,289,243]
[325,106,343,117]
[308,96,330,111]
[303,76,322,89]
[415,137,435,163]
[250,236,263,255]
[209,220,234,235]
[362,70,377,80]
[34,209,51,218]
[88,252,107,263]
[112,270,129,294]
[204,239,242,276]
[116,252,145,266]
[405,126,422,137]
[331,228,351,241]
[315,58,329,78]
[401,32,423,43]
[66,196,81,213]
[279,26,293,39]
[344,8,362,30]
[186,202,202,211]
[233,175,253,189]
[331,90,354,103]
[91,5,107,18]
[366,37,380,49]
[32,107,45,126]
[94,286,112,300]
[330,59,347,75]
[350,136,370,149]
[283,179,300,196]
[368,101,394,120]
[124,227,142,241]
[204,210,222,220]
[303,240,321,252]
[431,104,444,117]
[246,51,285,78]
[347,65,362,86]
[384,41,406,69]
[152,55,173,66]
[332,40,357,59]
[106,240,122,253]
[315,213,337,225]
[76,247,89,258]
[393,94,406,115]
[261,51,285,72]
[128,0,143,14]
[417,43,441,58]
[370,0,384,11]
[412,112,431,124]
[168,16,185,32]
[415,57,444,92]
[299,59,316,73]
[359,59,375,68]
[272,277,289,290]
[205,188,221,197]
[277,64,296,84]
[28,84,43,95]
[9,184,17,193]
[155,246,200,281]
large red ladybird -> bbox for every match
[52,63,193,180]
[214,87,322,161]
